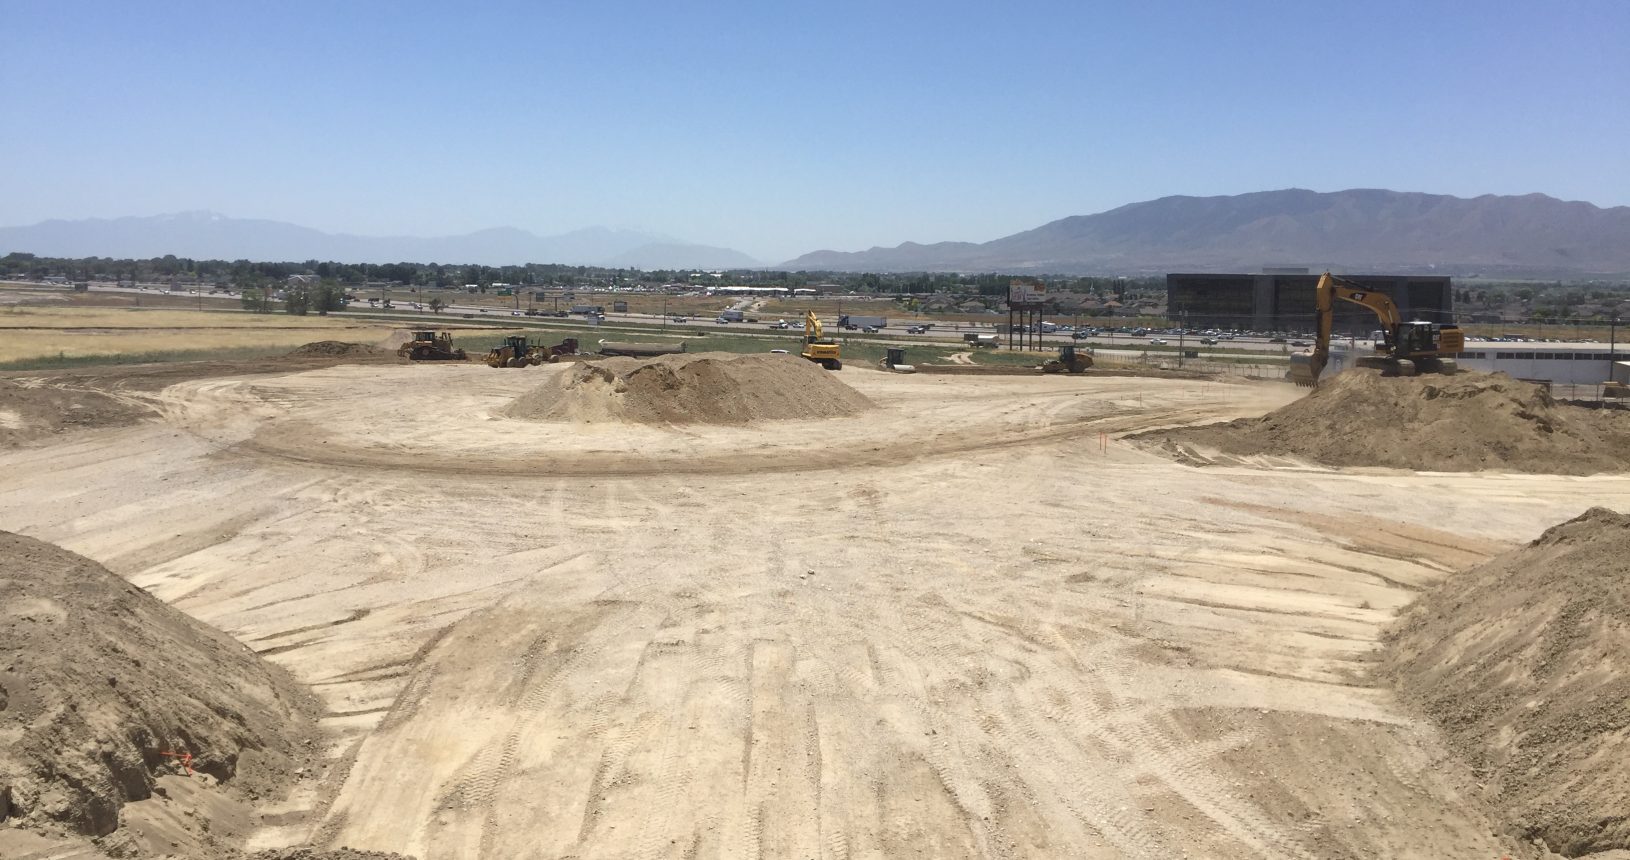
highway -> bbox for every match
[19,280,1325,358]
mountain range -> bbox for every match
[781,189,1630,276]
[0,212,762,269]
[7,189,1629,276]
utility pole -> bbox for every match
[1612,316,1620,363]
[1178,309,1187,368]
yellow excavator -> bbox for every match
[800,310,842,370]
[1288,272,1463,387]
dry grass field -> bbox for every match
[0,306,398,365]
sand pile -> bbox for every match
[0,531,318,839]
[285,341,379,357]
[502,351,874,425]
[1153,371,1630,474]
[1381,508,1630,855]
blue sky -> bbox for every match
[2,0,1626,262]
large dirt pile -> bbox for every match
[503,351,874,425]
[1154,371,1630,474]
[0,531,319,839]
[1380,508,1630,856]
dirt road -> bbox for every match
[3,363,1626,858]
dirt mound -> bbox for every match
[502,351,874,425]
[1150,371,1630,474]
[1380,508,1630,856]
[0,531,319,839]
[285,341,379,358]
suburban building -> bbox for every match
[1442,342,1624,389]
[1166,272,1454,333]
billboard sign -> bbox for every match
[1008,280,1046,304]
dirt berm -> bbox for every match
[0,531,319,841]
[1147,370,1630,474]
[284,341,380,358]
[502,351,874,425]
[1380,508,1630,857]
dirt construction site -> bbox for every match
[3,345,1629,860]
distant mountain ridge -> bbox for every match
[783,189,1630,275]
[0,211,762,269]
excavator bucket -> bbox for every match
[1287,351,1318,387]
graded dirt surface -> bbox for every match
[0,531,317,851]
[1382,507,1630,857]
[503,351,874,425]
[0,351,401,448]
[2,362,1629,859]
[1142,370,1630,475]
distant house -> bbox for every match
[286,274,318,286]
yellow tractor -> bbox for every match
[484,336,580,368]
[1041,344,1093,374]
[397,330,467,361]
[799,310,842,370]
[485,335,547,367]
[1289,272,1463,387]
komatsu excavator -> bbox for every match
[1288,272,1463,387]
[800,310,842,370]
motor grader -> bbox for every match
[397,330,467,361]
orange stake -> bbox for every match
[160,751,194,775]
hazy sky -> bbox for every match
[3,0,1627,262]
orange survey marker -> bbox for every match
[160,750,194,775]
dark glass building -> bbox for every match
[1166,273,1453,333]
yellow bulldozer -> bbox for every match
[397,330,467,361]
[1288,272,1463,387]
[800,310,842,370]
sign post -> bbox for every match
[1008,280,1047,351]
